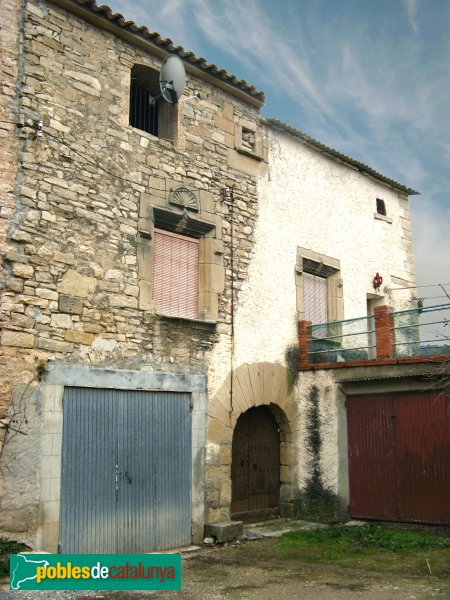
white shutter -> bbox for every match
[304,272,327,324]
[153,229,199,319]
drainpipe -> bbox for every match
[223,186,235,422]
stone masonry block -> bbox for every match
[59,294,83,315]
[220,480,232,504]
[205,521,243,543]
[38,338,74,353]
[208,419,233,444]
[57,270,96,298]
[64,330,94,345]
[12,263,34,279]
[210,263,225,293]
[280,465,296,484]
[220,446,232,465]
[214,114,235,135]
[223,102,234,121]
[280,442,296,464]
[192,521,204,545]
[51,313,72,329]
[2,330,35,349]
[208,400,230,425]
[199,190,216,215]
[207,465,229,481]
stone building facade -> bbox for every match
[1,0,422,551]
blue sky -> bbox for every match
[107,0,449,296]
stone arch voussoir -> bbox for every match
[207,362,299,520]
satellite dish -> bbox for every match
[159,55,186,104]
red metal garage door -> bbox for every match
[347,391,450,524]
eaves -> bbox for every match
[49,0,265,108]
[264,117,419,196]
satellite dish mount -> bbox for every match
[159,55,186,104]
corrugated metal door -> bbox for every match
[347,391,450,524]
[60,388,118,553]
[60,388,192,553]
[231,407,280,516]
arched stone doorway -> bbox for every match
[207,362,298,523]
[231,406,280,520]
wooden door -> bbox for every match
[231,406,280,518]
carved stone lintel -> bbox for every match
[169,186,200,212]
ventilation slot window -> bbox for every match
[376,198,387,216]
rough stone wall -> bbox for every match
[0,0,263,378]
[0,0,24,421]
[0,0,265,541]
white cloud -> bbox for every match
[410,199,450,288]
[187,0,340,127]
[403,0,419,34]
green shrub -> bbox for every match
[0,537,30,579]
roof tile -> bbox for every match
[264,118,419,195]
[64,0,265,103]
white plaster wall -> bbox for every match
[296,371,340,493]
[208,126,418,513]
[209,126,417,393]
[229,127,416,369]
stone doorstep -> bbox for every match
[243,518,329,539]
[204,521,244,544]
[204,517,337,544]
[243,518,369,539]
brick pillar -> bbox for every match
[298,320,312,368]
[374,306,395,359]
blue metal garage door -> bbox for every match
[60,387,192,553]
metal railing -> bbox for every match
[308,315,375,364]
[391,303,450,358]
[306,303,450,365]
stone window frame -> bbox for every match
[235,118,264,160]
[295,247,344,324]
[137,180,224,323]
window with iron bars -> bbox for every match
[129,64,177,142]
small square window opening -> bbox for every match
[376,198,387,216]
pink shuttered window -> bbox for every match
[152,228,199,319]
[304,272,327,324]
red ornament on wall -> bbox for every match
[373,272,383,291]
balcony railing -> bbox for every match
[299,303,450,369]
[391,304,450,358]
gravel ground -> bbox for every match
[1,538,448,600]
